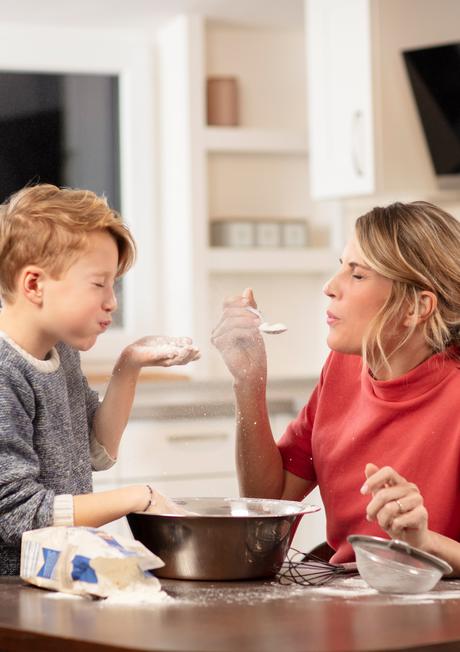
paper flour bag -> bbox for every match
[20,526,164,598]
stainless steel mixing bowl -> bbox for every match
[127,497,320,580]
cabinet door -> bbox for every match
[306,0,374,198]
[117,417,236,482]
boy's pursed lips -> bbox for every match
[99,320,111,330]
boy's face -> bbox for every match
[42,230,119,351]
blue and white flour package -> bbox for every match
[20,526,164,598]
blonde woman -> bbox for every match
[212,201,460,575]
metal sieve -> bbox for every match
[348,534,453,594]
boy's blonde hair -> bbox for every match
[355,201,460,374]
[0,184,136,303]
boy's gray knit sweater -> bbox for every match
[0,339,100,575]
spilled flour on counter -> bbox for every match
[164,577,460,607]
[44,592,84,601]
[282,577,460,605]
[42,577,460,608]
[43,585,174,607]
[165,581,310,605]
[103,583,174,606]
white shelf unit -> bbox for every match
[207,248,337,274]
[204,127,308,154]
[157,15,339,380]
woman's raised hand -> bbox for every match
[211,287,267,385]
[360,463,430,550]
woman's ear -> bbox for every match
[20,266,46,306]
[403,291,437,327]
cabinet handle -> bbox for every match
[166,432,229,444]
[351,110,364,177]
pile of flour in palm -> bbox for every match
[129,337,199,361]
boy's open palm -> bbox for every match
[125,336,200,368]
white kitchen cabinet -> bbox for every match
[116,417,237,484]
[306,0,374,199]
[306,0,460,200]
[92,415,239,495]
[157,14,339,380]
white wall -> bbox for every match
[374,0,460,194]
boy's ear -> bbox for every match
[20,266,46,306]
[403,290,437,327]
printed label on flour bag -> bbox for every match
[20,526,164,598]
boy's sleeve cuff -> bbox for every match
[53,494,74,526]
[89,431,117,471]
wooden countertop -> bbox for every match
[2,576,460,652]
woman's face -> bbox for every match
[323,236,393,355]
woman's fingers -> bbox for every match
[211,312,261,344]
[212,328,263,353]
[365,484,421,520]
[369,490,423,530]
[212,290,262,348]
[361,463,428,543]
[242,287,258,308]
[222,292,251,310]
[391,504,428,533]
[360,465,406,495]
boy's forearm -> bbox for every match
[91,352,140,459]
[73,485,149,527]
[234,381,284,499]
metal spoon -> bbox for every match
[246,306,288,335]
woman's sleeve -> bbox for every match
[0,378,55,545]
[277,356,330,482]
[277,384,320,482]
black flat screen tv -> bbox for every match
[0,71,124,325]
[403,42,460,187]
[0,71,120,206]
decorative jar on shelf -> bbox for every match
[206,77,239,127]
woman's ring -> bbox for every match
[395,499,404,514]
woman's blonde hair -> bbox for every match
[355,201,460,374]
[0,183,136,303]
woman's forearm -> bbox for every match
[234,380,285,498]
[423,530,460,577]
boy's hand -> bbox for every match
[123,336,200,368]
[142,486,190,516]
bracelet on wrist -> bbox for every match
[143,484,153,512]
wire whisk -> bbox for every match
[278,547,359,587]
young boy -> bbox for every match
[0,183,200,575]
